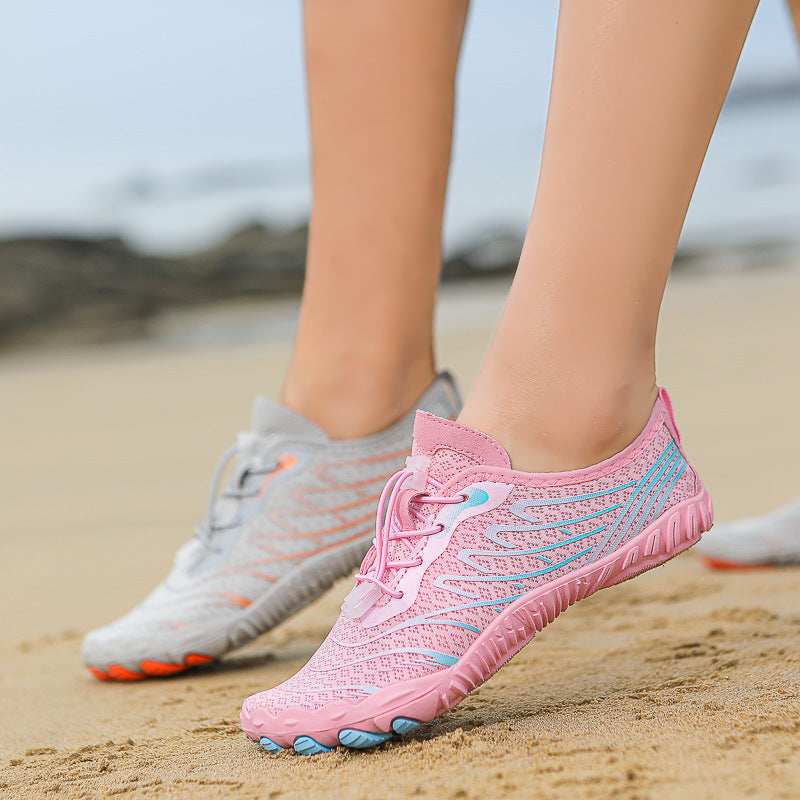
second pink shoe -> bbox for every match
[241,389,712,754]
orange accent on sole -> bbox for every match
[106,664,146,681]
[140,660,187,676]
[88,653,214,682]
[185,653,213,666]
[697,554,768,571]
[87,666,110,681]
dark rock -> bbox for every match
[0,223,524,351]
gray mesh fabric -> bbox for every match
[81,372,462,676]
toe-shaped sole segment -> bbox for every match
[260,736,285,754]
[391,717,421,734]
[338,729,392,749]
[257,718,421,756]
[105,664,146,681]
[293,736,332,755]
[87,653,213,682]
[697,554,768,571]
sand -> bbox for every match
[1,270,799,800]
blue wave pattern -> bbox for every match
[397,442,685,647]
[320,441,687,678]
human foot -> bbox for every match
[81,373,461,680]
[695,496,800,569]
[240,388,712,753]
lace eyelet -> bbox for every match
[414,558,423,567]
[397,591,405,600]
[459,493,469,502]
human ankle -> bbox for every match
[458,380,658,473]
[281,348,436,439]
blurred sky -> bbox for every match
[2,0,800,254]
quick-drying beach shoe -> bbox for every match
[240,388,713,753]
[695,495,800,569]
[81,372,462,680]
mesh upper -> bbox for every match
[245,397,698,714]
[82,375,461,663]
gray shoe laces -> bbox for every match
[194,432,280,553]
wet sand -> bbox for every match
[1,270,799,799]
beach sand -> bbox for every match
[1,269,799,799]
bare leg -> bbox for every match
[283,0,469,438]
[460,0,759,472]
[787,0,800,41]
[694,0,800,571]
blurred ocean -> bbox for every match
[3,0,800,258]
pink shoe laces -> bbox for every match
[342,458,464,615]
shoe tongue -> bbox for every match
[353,412,510,602]
[251,396,328,440]
[411,411,510,485]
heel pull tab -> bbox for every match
[658,387,682,447]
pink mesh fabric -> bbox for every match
[245,393,701,716]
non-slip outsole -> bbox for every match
[292,736,332,755]
[696,554,770,571]
[86,653,213,681]
[242,488,713,754]
[258,718,422,755]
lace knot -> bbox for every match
[341,459,465,617]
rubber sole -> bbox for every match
[241,487,713,753]
[696,554,769,571]
[87,653,213,681]
[258,718,421,755]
